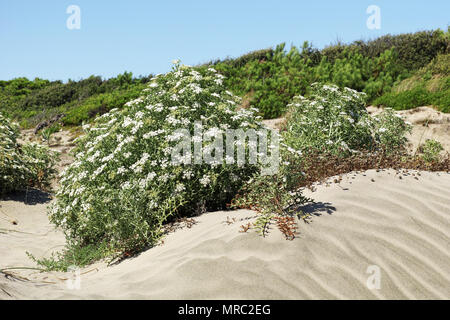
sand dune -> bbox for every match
[1,169,449,299]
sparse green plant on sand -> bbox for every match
[420,139,444,163]
[41,124,61,145]
[27,241,110,272]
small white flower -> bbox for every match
[200,175,211,187]
[122,181,132,190]
[92,164,107,178]
[183,170,193,179]
[135,111,144,119]
[147,172,157,181]
[117,167,127,174]
[175,184,185,193]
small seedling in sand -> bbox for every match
[239,223,252,233]
[41,124,61,145]
[224,216,236,225]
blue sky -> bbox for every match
[1,0,448,81]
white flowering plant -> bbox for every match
[0,112,58,195]
[372,107,412,153]
[49,63,278,258]
[231,84,412,238]
[284,84,411,155]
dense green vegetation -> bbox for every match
[0,29,448,128]
[200,29,449,118]
[0,72,151,128]
[373,53,450,112]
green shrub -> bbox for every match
[349,29,448,71]
[62,86,146,126]
[48,63,276,260]
[426,53,450,76]
[373,80,449,112]
[373,86,433,110]
[0,73,151,128]
[373,108,412,152]
[372,52,450,112]
[284,84,411,156]
[20,142,59,191]
[232,84,412,238]
[432,89,450,113]
[0,112,57,195]
[27,241,110,272]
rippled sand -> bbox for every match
[1,169,449,299]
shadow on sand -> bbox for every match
[299,201,336,217]
[1,189,52,205]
